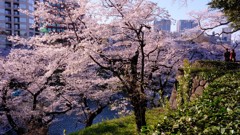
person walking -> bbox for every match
[224,48,230,62]
[230,49,236,62]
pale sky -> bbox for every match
[152,0,211,31]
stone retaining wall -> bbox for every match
[169,69,209,109]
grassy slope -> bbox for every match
[71,61,240,135]
[70,108,168,135]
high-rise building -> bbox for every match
[153,19,171,32]
[0,0,36,48]
[177,20,197,32]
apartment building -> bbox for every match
[0,0,35,48]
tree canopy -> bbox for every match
[208,0,240,31]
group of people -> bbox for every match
[224,48,236,62]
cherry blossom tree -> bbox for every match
[0,48,72,134]
[2,0,120,133]
[83,0,177,131]
[0,46,119,134]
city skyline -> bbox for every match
[153,0,211,31]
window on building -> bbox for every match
[14,24,20,29]
[5,16,11,22]
[5,23,11,29]
[13,3,19,9]
[5,2,11,8]
[14,10,19,15]
[5,9,11,15]
[14,17,19,23]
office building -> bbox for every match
[177,20,197,32]
[153,19,171,32]
[0,0,35,48]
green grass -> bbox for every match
[70,108,168,135]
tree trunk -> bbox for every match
[129,49,147,132]
[85,112,95,127]
[131,93,147,132]
[85,105,106,127]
